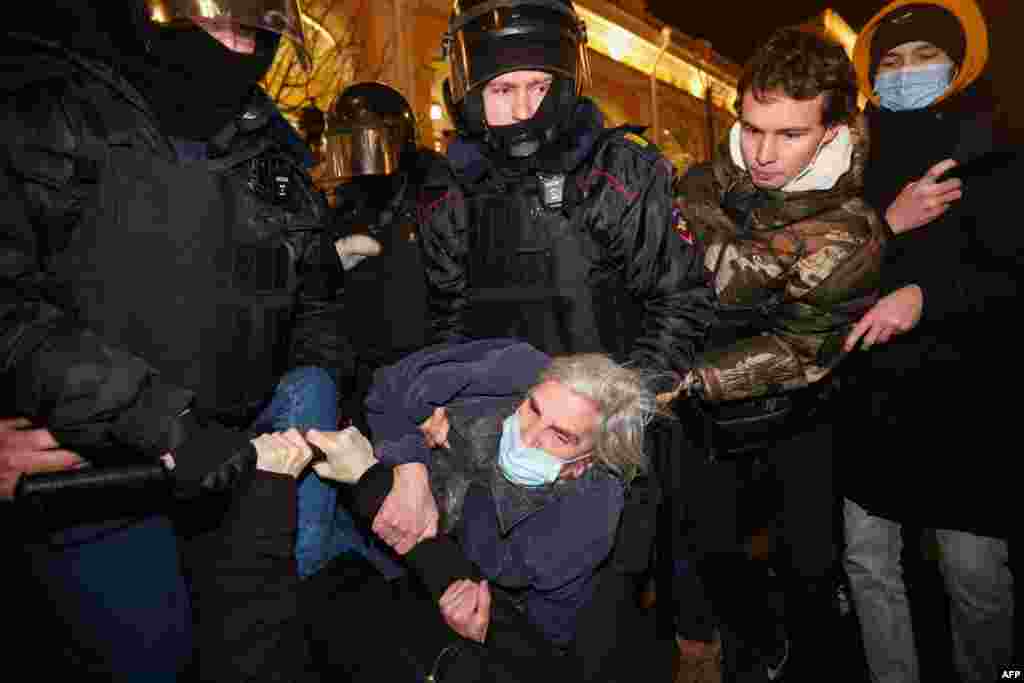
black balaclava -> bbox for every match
[126,7,279,141]
[15,1,277,142]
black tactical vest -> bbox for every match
[19,66,328,419]
[340,169,429,365]
[462,169,608,356]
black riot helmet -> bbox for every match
[442,0,591,159]
[324,82,417,180]
[142,0,310,67]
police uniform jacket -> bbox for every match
[418,99,713,387]
[0,34,347,484]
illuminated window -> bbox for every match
[574,6,737,111]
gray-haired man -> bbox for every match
[185,339,663,681]
[311,341,658,654]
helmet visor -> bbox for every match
[446,5,590,103]
[323,127,405,178]
[144,0,310,68]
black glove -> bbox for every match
[166,411,257,498]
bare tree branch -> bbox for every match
[260,0,368,120]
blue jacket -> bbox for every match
[366,339,624,646]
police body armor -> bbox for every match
[12,55,332,422]
[462,166,627,358]
[338,172,428,366]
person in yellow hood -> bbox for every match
[840,2,1016,682]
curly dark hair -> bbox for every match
[735,27,858,128]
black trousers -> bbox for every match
[320,571,580,683]
[671,417,837,678]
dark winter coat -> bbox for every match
[0,34,348,492]
[366,339,624,646]
[676,118,885,404]
[418,99,713,386]
[839,97,1021,539]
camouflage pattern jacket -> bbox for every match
[676,120,885,403]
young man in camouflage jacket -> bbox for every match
[668,28,885,683]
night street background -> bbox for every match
[647,0,1021,141]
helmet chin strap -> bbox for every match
[508,136,542,159]
[487,121,548,159]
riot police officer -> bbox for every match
[1,2,352,677]
[325,82,451,430]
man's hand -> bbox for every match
[844,285,924,351]
[251,429,313,478]
[885,159,962,235]
[1,418,84,500]
[307,427,378,483]
[372,462,438,554]
[439,579,491,643]
[419,407,451,450]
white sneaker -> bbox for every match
[765,638,789,681]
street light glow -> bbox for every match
[574,5,736,111]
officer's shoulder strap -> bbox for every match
[1,42,117,185]
[589,124,664,165]
[2,36,163,166]
[562,125,665,211]
[0,34,85,93]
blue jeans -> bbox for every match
[843,498,918,683]
[251,366,372,578]
[25,516,191,680]
[934,528,1014,683]
[844,499,1014,683]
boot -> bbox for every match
[673,634,722,683]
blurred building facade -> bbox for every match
[266,0,744,177]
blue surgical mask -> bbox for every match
[497,412,588,487]
[874,62,954,112]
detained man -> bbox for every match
[308,339,662,681]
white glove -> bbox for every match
[251,429,314,478]
[307,426,378,484]
[335,234,382,271]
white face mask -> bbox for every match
[874,62,954,111]
[497,412,588,487]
